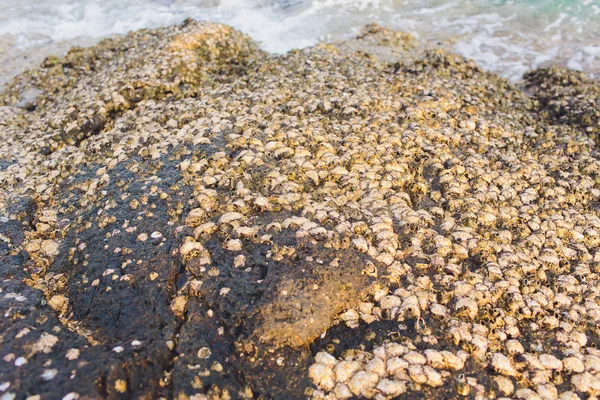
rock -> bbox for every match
[1,16,599,400]
[525,66,600,140]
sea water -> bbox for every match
[0,0,599,87]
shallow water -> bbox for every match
[0,0,599,87]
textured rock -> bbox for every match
[1,19,600,400]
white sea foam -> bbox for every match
[0,0,599,86]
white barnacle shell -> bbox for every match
[185,208,207,226]
[180,240,205,257]
[376,379,406,396]
[386,356,409,374]
[314,352,338,368]
[352,237,369,253]
[348,371,378,397]
[455,297,478,320]
[440,351,465,371]
[423,365,443,387]
[491,353,518,377]
[399,295,421,319]
[408,364,427,384]
[218,212,244,225]
[365,356,386,377]
[506,340,524,355]
[235,226,259,238]
[424,349,444,369]
[223,239,243,251]
[539,354,563,371]
[308,363,336,391]
[380,295,402,310]
[194,222,217,238]
[233,254,246,268]
[404,351,427,365]
[430,303,449,318]
[334,361,362,383]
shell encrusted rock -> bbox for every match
[1,20,600,400]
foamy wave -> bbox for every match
[0,0,598,86]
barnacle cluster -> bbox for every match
[1,20,600,400]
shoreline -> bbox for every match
[2,1,600,91]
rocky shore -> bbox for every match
[1,20,600,400]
